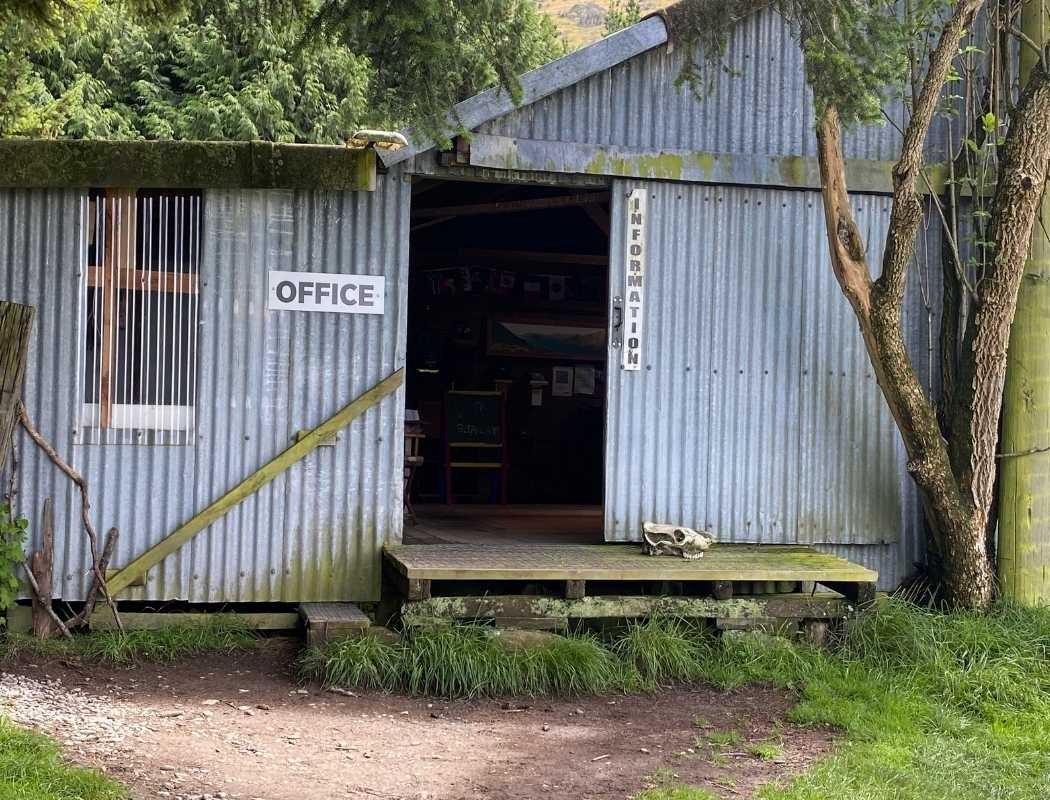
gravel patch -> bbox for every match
[0,671,153,756]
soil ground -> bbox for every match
[0,639,834,800]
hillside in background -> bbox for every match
[537,1,666,48]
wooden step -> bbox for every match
[299,602,371,647]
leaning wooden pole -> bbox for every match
[0,302,35,474]
[999,0,1050,603]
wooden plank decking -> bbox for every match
[384,543,878,584]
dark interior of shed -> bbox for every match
[405,178,610,518]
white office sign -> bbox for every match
[268,270,385,315]
[621,188,647,371]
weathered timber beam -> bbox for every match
[400,593,853,624]
[412,191,610,219]
[413,249,607,268]
[89,610,300,631]
[819,581,877,609]
[582,204,610,234]
[0,140,377,191]
[468,134,963,196]
[87,266,198,294]
[106,368,405,595]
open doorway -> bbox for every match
[403,178,611,544]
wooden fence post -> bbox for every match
[0,302,35,476]
[998,0,1050,604]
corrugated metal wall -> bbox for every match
[480,8,951,164]
[604,179,940,588]
[0,171,409,603]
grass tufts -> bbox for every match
[1,615,258,665]
[747,740,784,760]
[633,787,719,800]
[298,632,401,692]
[706,729,743,746]
[301,625,631,698]
[613,617,709,686]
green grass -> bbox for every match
[301,624,631,698]
[748,740,784,760]
[0,718,127,800]
[706,730,743,746]
[629,600,1050,800]
[0,615,258,664]
[633,787,718,800]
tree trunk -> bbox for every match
[0,302,34,476]
[815,103,997,607]
[998,0,1050,604]
[809,0,1050,608]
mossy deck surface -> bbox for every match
[384,543,877,583]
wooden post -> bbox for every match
[999,1,1050,604]
[30,497,54,639]
[711,580,733,601]
[565,579,586,600]
[0,302,35,475]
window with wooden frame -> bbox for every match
[78,189,201,445]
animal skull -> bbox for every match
[641,522,715,560]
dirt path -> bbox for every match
[0,640,834,800]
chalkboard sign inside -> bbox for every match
[446,391,502,445]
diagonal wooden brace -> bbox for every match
[106,367,405,595]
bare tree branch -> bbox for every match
[876,0,984,303]
[16,402,122,632]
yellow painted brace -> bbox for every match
[105,367,405,595]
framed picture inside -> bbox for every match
[487,317,606,361]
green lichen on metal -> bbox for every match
[0,139,376,191]
[778,155,808,187]
[692,151,717,179]
[281,516,380,604]
[584,149,688,180]
[585,149,607,175]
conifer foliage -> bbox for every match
[1,0,565,142]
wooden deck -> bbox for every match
[384,542,879,610]
[386,543,877,583]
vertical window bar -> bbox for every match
[159,194,170,445]
[172,195,182,444]
[76,195,87,448]
[114,194,123,441]
[93,196,104,444]
[143,196,153,443]
[104,193,118,437]
[190,195,200,439]
[121,193,132,445]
